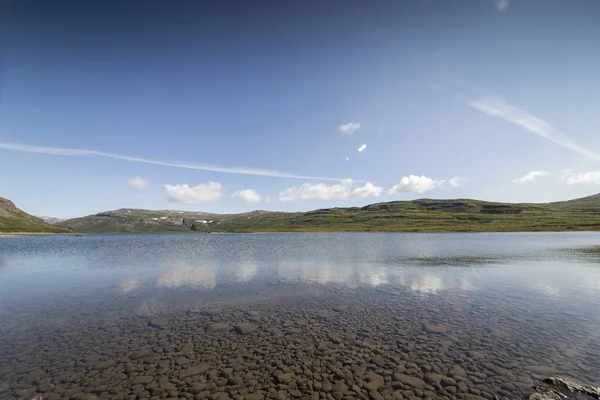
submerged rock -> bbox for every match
[206,323,232,333]
[543,377,600,398]
[421,322,448,334]
[233,323,258,335]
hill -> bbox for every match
[56,194,600,234]
[0,197,71,233]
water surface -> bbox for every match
[0,233,599,400]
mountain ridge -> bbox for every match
[0,197,72,233]
[55,193,600,234]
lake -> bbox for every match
[0,233,599,400]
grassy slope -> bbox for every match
[0,197,71,233]
[56,195,600,234]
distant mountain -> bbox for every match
[56,194,600,234]
[37,216,66,225]
[0,197,71,233]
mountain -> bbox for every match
[0,197,71,233]
[37,216,66,225]
[56,194,600,234]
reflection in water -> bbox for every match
[460,277,477,292]
[401,273,445,294]
[116,278,140,294]
[358,266,388,286]
[278,262,356,286]
[157,262,216,289]
[232,262,258,282]
[536,282,560,298]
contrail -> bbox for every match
[0,141,359,182]
[469,97,600,162]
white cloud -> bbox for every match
[0,141,357,182]
[562,171,600,185]
[494,0,509,12]
[448,176,468,187]
[388,175,442,194]
[469,97,600,162]
[350,182,383,198]
[339,122,360,134]
[231,189,261,203]
[165,182,223,204]
[358,144,367,152]
[128,176,150,191]
[278,181,383,202]
[513,170,548,184]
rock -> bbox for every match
[528,388,562,400]
[228,376,243,386]
[246,393,264,400]
[132,376,154,384]
[392,374,426,389]
[93,360,116,370]
[275,373,294,384]
[451,365,467,378]
[190,383,206,394]
[206,323,232,333]
[421,322,448,334]
[525,365,557,376]
[369,390,385,400]
[423,373,445,385]
[160,381,177,391]
[130,349,152,360]
[180,364,210,378]
[148,319,169,329]
[233,323,258,335]
[543,377,600,398]
[460,395,487,400]
[441,377,457,387]
[364,372,385,390]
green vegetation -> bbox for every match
[54,193,600,234]
[0,197,71,233]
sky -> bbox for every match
[1,0,600,218]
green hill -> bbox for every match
[0,197,71,233]
[56,194,600,234]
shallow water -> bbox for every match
[0,233,599,400]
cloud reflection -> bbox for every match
[116,278,140,294]
[278,262,356,286]
[358,266,388,286]
[232,262,258,282]
[157,262,216,289]
[400,273,445,294]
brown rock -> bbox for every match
[392,374,426,389]
[180,364,210,378]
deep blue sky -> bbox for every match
[2,0,600,218]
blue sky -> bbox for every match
[1,0,600,218]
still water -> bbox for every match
[0,233,599,400]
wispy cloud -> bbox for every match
[339,122,360,135]
[231,189,261,203]
[513,170,548,184]
[469,97,600,161]
[0,141,356,182]
[278,181,383,202]
[128,176,150,191]
[448,176,468,188]
[358,144,367,152]
[388,175,443,194]
[562,171,600,185]
[165,182,223,204]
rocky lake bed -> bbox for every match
[1,233,599,399]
